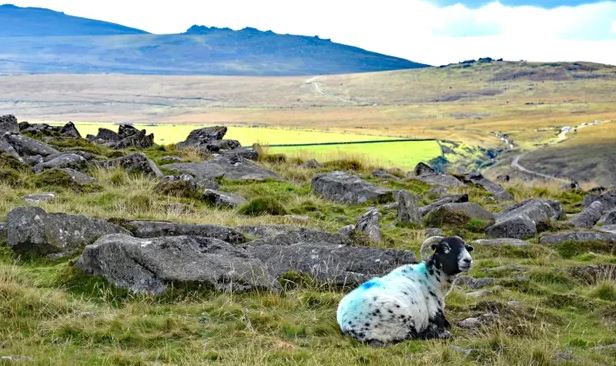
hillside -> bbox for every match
[0,4,147,36]
[0,5,426,75]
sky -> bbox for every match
[7,0,616,65]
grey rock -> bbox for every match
[0,222,6,242]
[396,190,421,226]
[338,224,356,238]
[23,192,56,204]
[60,168,95,185]
[203,189,247,208]
[425,227,444,237]
[121,220,247,244]
[486,199,564,239]
[301,159,322,169]
[413,162,435,176]
[76,234,278,295]
[0,135,24,162]
[154,175,202,198]
[33,153,86,173]
[235,225,297,239]
[247,242,416,287]
[416,173,464,188]
[221,147,259,161]
[600,210,616,225]
[583,187,616,211]
[87,128,119,142]
[568,264,616,282]
[539,230,616,245]
[7,206,129,256]
[311,171,393,204]
[159,156,183,164]
[569,201,604,228]
[418,194,468,216]
[471,238,529,247]
[163,155,279,181]
[0,115,19,133]
[60,121,81,138]
[457,312,499,329]
[372,169,400,180]
[4,133,59,158]
[598,224,616,234]
[205,139,241,152]
[485,215,537,239]
[95,153,163,177]
[23,155,44,165]
[246,227,350,246]
[354,207,382,243]
[424,202,495,227]
[456,172,513,201]
[177,126,228,149]
[454,275,495,289]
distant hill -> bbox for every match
[0,4,147,36]
[0,5,427,75]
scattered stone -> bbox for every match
[87,128,119,142]
[414,162,435,176]
[0,136,24,162]
[246,227,350,246]
[311,171,393,204]
[396,190,421,226]
[471,238,529,247]
[284,215,310,224]
[120,220,247,244]
[95,153,163,177]
[203,189,247,208]
[338,224,355,238]
[33,152,87,173]
[600,210,616,225]
[425,227,444,237]
[0,222,6,241]
[539,230,616,245]
[424,202,495,227]
[372,169,400,180]
[247,242,416,288]
[411,162,463,188]
[583,187,616,211]
[486,199,564,239]
[466,289,492,298]
[457,312,499,329]
[418,194,469,216]
[154,175,202,198]
[301,159,322,169]
[455,171,513,201]
[454,276,495,289]
[4,133,60,158]
[569,201,604,228]
[496,174,510,182]
[568,264,616,283]
[485,215,536,240]
[598,224,616,234]
[88,124,154,149]
[159,156,183,164]
[163,155,279,181]
[0,114,19,133]
[7,206,129,256]
[60,168,95,186]
[354,207,382,242]
[76,234,278,295]
[60,121,81,138]
[23,155,44,165]
[177,126,228,149]
[23,192,56,204]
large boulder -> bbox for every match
[163,156,279,181]
[177,126,228,149]
[540,230,616,245]
[202,189,247,208]
[120,220,247,244]
[95,153,163,177]
[0,135,23,162]
[311,171,394,204]
[411,163,463,188]
[88,124,154,149]
[353,207,382,242]
[396,190,421,226]
[418,194,469,216]
[154,175,204,199]
[583,187,616,211]
[4,133,60,158]
[425,202,495,227]
[6,207,129,256]
[75,234,278,295]
[0,115,19,133]
[33,152,87,173]
[486,199,564,239]
[60,121,81,138]
[87,128,119,143]
[247,242,416,288]
[569,201,604,229]
[19,121,81,139]
[455,172,513,201]
[245,227,350,246]
[600,210,616,225]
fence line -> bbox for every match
[264,138,437,148]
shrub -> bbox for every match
[238,197,288,216]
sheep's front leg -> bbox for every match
[420,309,452,339]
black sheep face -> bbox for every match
[431,236,473,276]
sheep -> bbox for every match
[336,236,473,345]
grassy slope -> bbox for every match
[1,139,615,365]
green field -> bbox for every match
[46,122,441,170]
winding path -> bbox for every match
[304,75,355,104]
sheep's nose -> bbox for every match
[463,258,472,264]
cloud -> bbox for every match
[8,0,616,65]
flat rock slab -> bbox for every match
[95,153,162,177]
[121,220,247,244]
[203,189,247,208]
[23,192,56,204]
[418,194,468,216]
[76,234,278,295]
[471,238,529,247]
[311,171,393,204]
[247,242,417,288]
[33,152,87,173]
[163,156,279,181]
[597,224,616,234]
[486,199,564,239]
[245,227,350,246]
[539,230,616,245]
[424,202,495,227]
[416,173,464,188]
[455,172,513,201]
[454,275,495,289]
[4,133,59,158]
[7,206,129,256]
[569,201,604,229]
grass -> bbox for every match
[1,137,615,365]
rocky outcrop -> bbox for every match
[33,152,87,173]
[120,220,247,244]
[202,189,247,208]
[0,135,23,162]
[154,175,205,199]
[396,190,421,226]
[76,234,278,295]
[311,171,393,204]
[411,163,463,188]
[583,187,616,211]
[569,201,604,229]
[418,194,468,216]
[175,126,253,158]
[163,156,279,181]
[95,153,163,177]
[424,202,495,227]
[353,207,382,242]
[539,230,616,245]
[455,172,513,201]
[58,168,95,186]
[19,121,81,139]
[6,207,129,256]
[87,124,154,149]
[486,199,564,239]
[3,133,60,157]
[247,242,416,288]
[0,115,19,133]
[245,227,350,246]
[600,210,616,225]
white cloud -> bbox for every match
[8,0,616,65]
